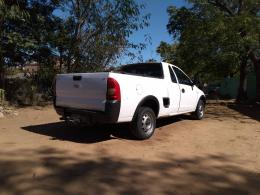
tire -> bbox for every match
[65,117,74,127]
[64,115,80,127]
[193,99,205,120]
[131,107,156,140]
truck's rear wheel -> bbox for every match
[131,107,156,140]
[193,99,205,120]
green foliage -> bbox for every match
[157,0,260,83]
[0,0,59,69]
[0,0,149,104]
[54,0,150,72]
[5,67,23,76]
[156,42,177,65]
[32,67,58,99]
[1,0,149,70]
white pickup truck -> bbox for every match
[54,62,206,139]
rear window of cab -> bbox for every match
[117,63,164,79]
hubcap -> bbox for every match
[199,104,204,117]
[141,113,154,134]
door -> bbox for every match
[172,66,198,112]
[168,66,181,115]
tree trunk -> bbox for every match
[66,52,72,73]
[237,56,248,102]
[59,55,63,73]
[59,49,63,73]
[248,50,260,103]
[255,62,260,103]
[0,56,5,89]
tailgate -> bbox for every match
[56,72,109,111]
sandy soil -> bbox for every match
[0,103,260,195]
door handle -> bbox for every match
[181,88,185,93]
[73,75,82,81]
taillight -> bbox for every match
[107,77,121,101]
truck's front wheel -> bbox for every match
[193,99,205,120]
[131,107,156,140]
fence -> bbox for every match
[219,72,256,100]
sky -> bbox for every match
[118,0,189,64]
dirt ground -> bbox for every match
[0,103,260,195]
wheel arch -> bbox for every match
[199,95,206,105]
[132,95,160,121]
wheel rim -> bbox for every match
[198,104,204,117]
[141,113,154,134]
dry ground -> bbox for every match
[0,103,260,195]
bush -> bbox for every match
[32,67,58,100]
[5,67,57,106]
[0,89,5,105]
[5,78,38,105]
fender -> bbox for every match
[199,95,206,105]
[132,95,160,121]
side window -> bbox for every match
[168,66,177,83]
[173,67,192,85]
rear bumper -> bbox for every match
[54,101,120,124]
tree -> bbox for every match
[0,0,29,88]
[0,0,61,88]
[156,41,177,65]
[1,0,149,92]
[56,0,149,72]
[158,0,260,102]
[201,0,260,102]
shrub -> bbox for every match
[0,89,5,105]
[5,67,57,105]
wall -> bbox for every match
[219,72,256,100]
